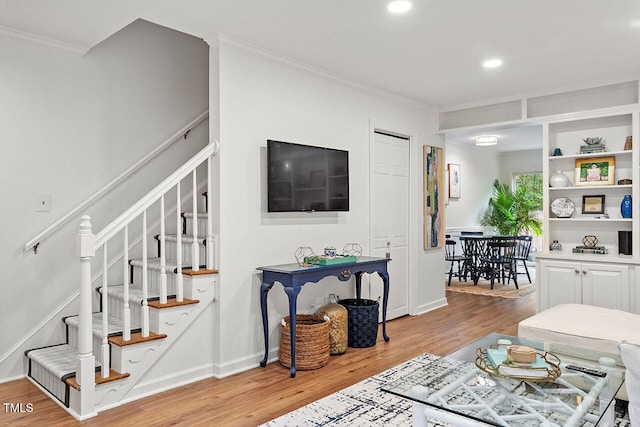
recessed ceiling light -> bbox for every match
[388,1,412,13]
[483,59,503,68]
[475,135,498,146]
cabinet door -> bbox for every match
[581,263,629,311]
[537,260,581,311]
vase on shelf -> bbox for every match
[549,171,570,187]
[550,240,562,251]
[621,195,632,218]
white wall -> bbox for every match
[499,149,543,184]
[213,40,445,375]
[0,20,209,381]
[444,143,501,231]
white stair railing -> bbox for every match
[27,111,208,254]
[75,140,218,407]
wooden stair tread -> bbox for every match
[182,268,218,276]
[148,297,199,309]
[65,369,130,390]
[108,331,167,347]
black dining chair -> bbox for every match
[445,238,471,286]
[479,236,518,289]
[514,235,533,283]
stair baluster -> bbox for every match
[122,226,131,341]
[206,156,214,270]
[191,170,199,272]
[141,211,149,338]
[176,182,184,302]
[101,243,109,378]
[159,195,167,304]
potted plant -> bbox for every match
[480,180,542,236]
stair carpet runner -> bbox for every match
[24,212,209,407]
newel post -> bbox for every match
[76,215,97,417]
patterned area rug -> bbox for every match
[261,353,631,427]
[446,280,536,298]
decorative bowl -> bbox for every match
[583,137,603,145]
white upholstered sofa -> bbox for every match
[518,303,640,420]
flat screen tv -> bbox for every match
[267,139,349,212]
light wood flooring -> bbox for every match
[0,290,536,426]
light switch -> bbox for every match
[36,193,52,212]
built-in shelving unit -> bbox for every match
[439,79,640,314]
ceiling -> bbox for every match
[1,0,639,150]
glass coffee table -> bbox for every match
[382,333,625,426]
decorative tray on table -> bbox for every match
[475,345,561,381]
[304,255,357,266]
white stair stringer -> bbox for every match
[90,272,216,413]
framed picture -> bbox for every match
[574,156,615,186]
[582,195,605,214]
[448,163,461,198]
[423,146,444,249]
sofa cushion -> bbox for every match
[618,341,640,425]
[518,304,640,355]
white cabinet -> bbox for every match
[537,259,629,311]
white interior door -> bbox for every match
[370,131,410,320]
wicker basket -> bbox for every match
[339,298,379,348]
[279,314,330,370]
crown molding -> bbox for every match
[0,25,89,56]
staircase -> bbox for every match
[24,141,219,420]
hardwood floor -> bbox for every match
[0,290,536,426]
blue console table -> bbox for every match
[257,256,391,377]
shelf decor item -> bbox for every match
[582,195,605,214]
[550,240,562,251]
[575,156,615,186]
[582,235,598,248]
[549,171,570,187]
[621,195,632,218]
[551,197,575,218]
[624,136,632,151]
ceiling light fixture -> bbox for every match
[475,135,498,146]
[387,1,412,13]
[483,59,503,68]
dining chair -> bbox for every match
[479,236,518,289]
[514,235,533,283]
[445,239,471,286]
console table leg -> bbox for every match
[259,281,274,367]
[378,271,390,342]
[284,286,301,378]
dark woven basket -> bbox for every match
[279,314,330,370]
[338,298,379,348]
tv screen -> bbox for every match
[267,140,349,212]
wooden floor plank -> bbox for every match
[0,290,535,426]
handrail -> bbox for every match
[24,110,209,254]
[95,139,218,247]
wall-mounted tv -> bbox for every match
[267,139,349,212]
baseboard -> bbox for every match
[0,373,26,384]
[415,298,448,316]
[96,362,216,413]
